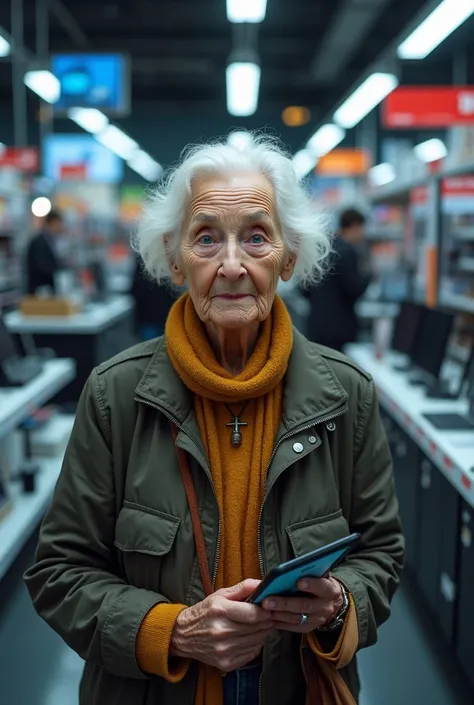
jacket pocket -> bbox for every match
[286,509,350,557]
[114,502,181,592]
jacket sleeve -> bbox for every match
[23,370,176,680]
[332,378,405,650]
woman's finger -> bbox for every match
[262,595,326,615]
[269,609,329,627]
[297,577,340,600]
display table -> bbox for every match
[0,359,76,439]
[347,344,474,507]
[347,343,474,692]
[4,296,135,404]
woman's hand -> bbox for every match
[170,579,275,673]
[261,577,343,633]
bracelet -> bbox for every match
[317,582,349,632]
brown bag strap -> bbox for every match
[171,424,214,598]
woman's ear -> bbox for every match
[280,251,297,282]
[164,235,186,286]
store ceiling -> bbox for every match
[0,0,431,121]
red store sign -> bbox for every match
[0,147,40,173]
[383,87,474,128]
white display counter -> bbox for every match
[4,295,134,335]
[347,344,474,508]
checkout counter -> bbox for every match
[347,343,474,692]
[4,295,135,404]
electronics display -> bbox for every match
[43,134,123,184]
[51,54,130,115]
[392,301,425,356]
[0,318,44,388]
[410,307,454,380]
[423,348,474,431]
[248,533,361,605]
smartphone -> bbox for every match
[248,533,360,605]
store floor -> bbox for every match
[0,553,472,705]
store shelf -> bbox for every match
[441,293,474,314]
[458,257,474,274]
[0,359,76,440]
[451,228,474,241]
[0,446,72,581]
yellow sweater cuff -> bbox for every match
[136,603,190,682]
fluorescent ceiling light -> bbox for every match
[68,108,109,134]
[414,138,448,163]
[398,0,474,60]
[292,149,316,180]
[96,125,138,160]
[128,150,163,181]
[368,163,396,187]
[31,197,52,218]
[227,0,267,23]
[226,62,261,117]
[24,70,60,104]
[0,34,10,57]
[334,73,399,129]
[227,131,254,150]
[307,124,345,158]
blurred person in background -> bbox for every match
[26,209,66,295]
[25,137,402,705]
[302,208,371,351]
[130,254,177,340]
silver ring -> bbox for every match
[300,613,309,626]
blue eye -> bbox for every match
[250,233,264,244]
[199,234,214,245]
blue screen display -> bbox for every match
[52,54,128,114]
[252,547,348,605]
[43,134,123,184]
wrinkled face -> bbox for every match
[170,172,296,329]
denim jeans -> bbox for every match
[223,662,261,705]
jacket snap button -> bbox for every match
[326,422,336,432]
[293,442,304,454]
[308,436,317,444]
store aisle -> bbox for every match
[0,559,472,705]
[358,583,472,705]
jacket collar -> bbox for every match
[135,327,348,430]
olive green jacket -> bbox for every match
[24,330,404,705]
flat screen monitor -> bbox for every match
[51,53,130,115]
[0,318,18,364]
[411,307,454,379]
[391,301,425,356]
[43,134,123,184]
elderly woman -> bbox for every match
[25,135,404,705]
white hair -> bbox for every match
[133,132,332,287]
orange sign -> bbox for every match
[316,149,370,177]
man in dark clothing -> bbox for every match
[26,210,65,295]
[302,208,371,351]
[130,256,177,341]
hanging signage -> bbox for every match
[316,149,370,177]
[51,53,130,116]
[383,87,474,128]
[0,147,39,173]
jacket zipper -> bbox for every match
[135,396,222,589]
[256,403,347,705]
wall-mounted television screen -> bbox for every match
[43,134,123,184]
[51,53,130,115]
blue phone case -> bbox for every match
[249,533,360,605]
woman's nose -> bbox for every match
[218,240,246,280]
